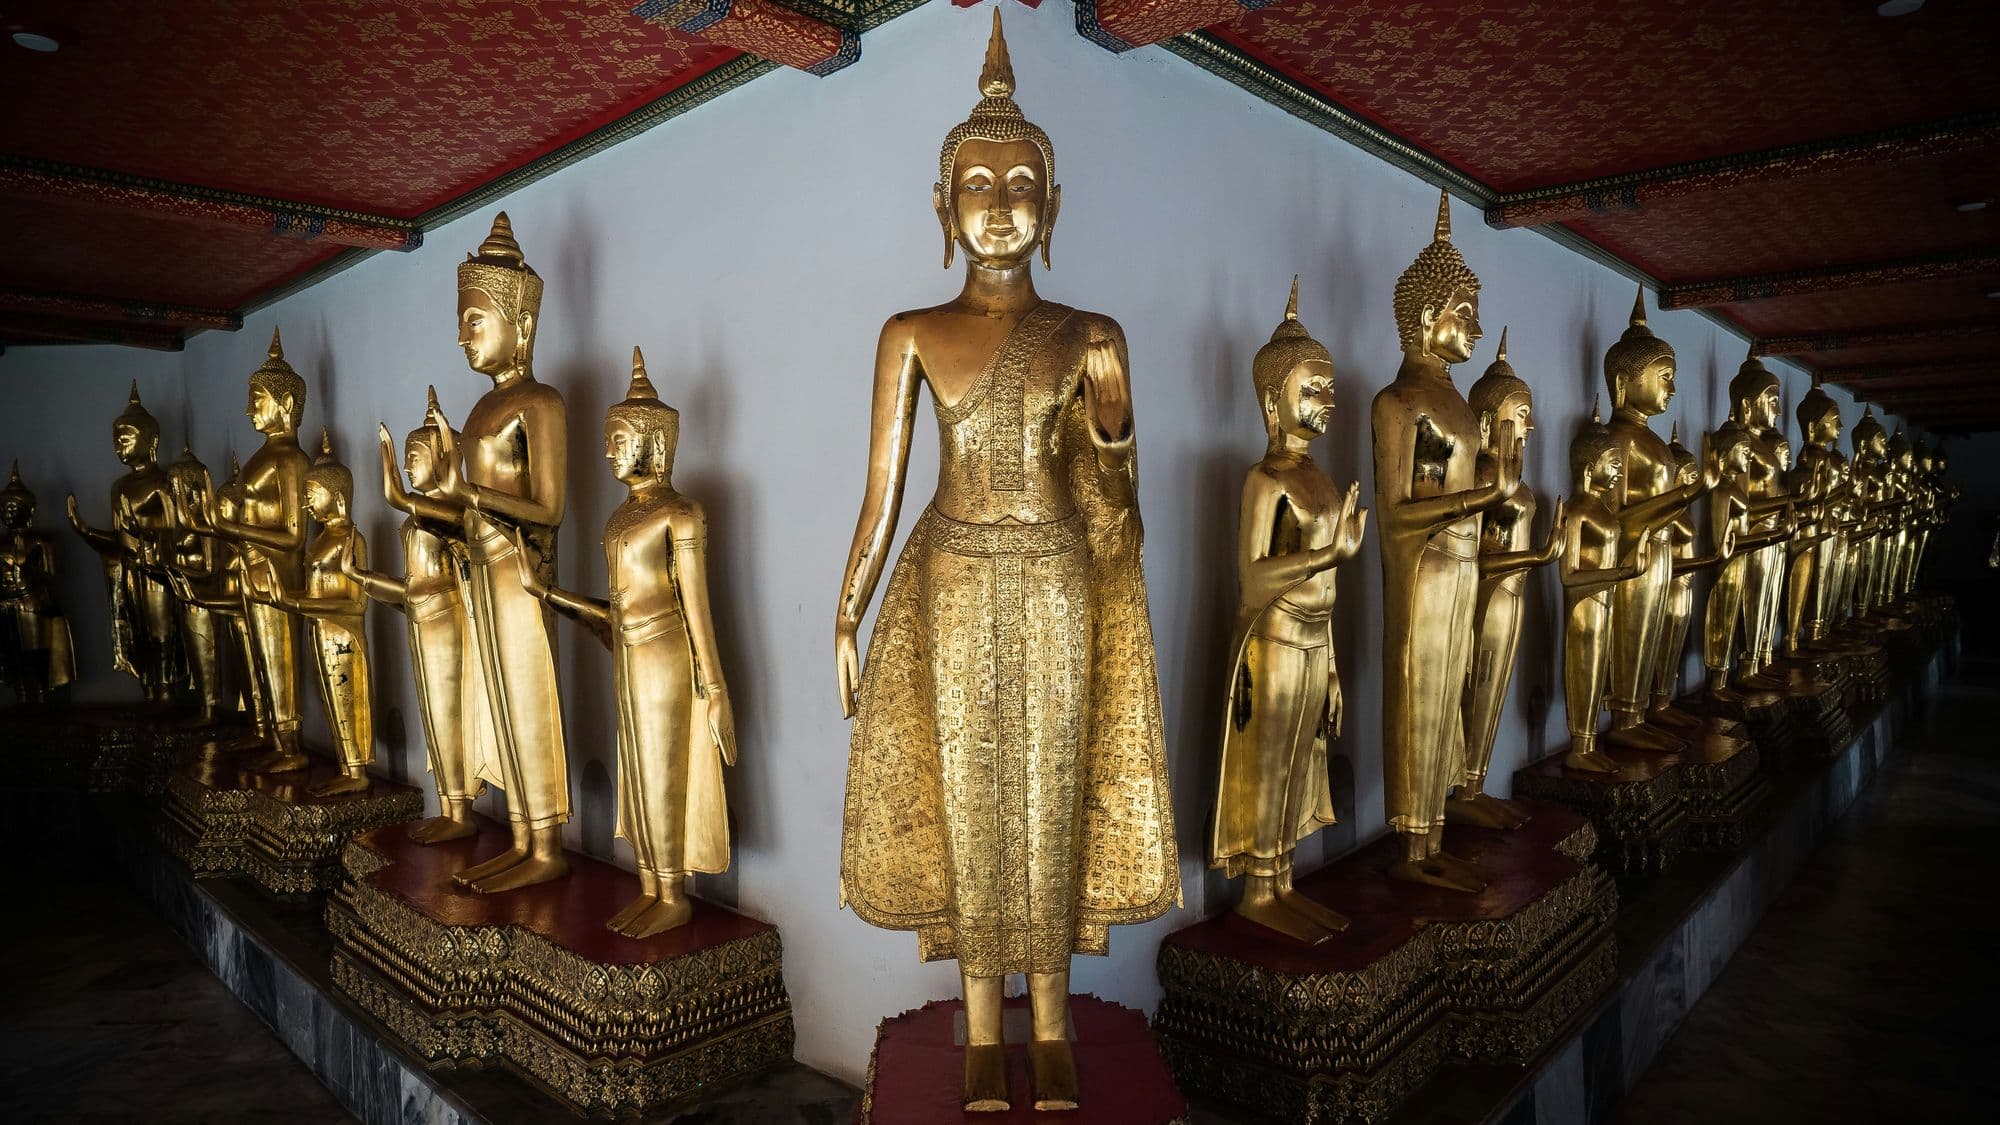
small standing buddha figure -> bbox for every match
[190,331,310,772]
[1370,191,1521,892]
[248,432,373,797]
[1211,279,1367,946]
[1644,424,1730,730]
[168,454,272,745]
[164,447,227,722]
[1723,355,1793,687]
[1454,329,1562,826]
[1560,404,1678,773]
[1701,424,1794,698]
[424,212,572,893]
[515,348,737,938]
[68,382,179,701]
[1848,410,1892,620]
[347,397,482,843]
[1786,383,1846,650]
[1599,290,1715,754]
[836,14,1178,1111]
[0,464,75,701]
[1884,430,1919,601]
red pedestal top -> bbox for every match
[1165,801,1590,976]
[864,995,1187,1125]
[353,817,772,966]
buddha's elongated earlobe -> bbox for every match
[933,181,956,269]
[1041,184,1061,270]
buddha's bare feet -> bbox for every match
[253,749,312,774]
[1564,747,1623,774]
[1388,857,1484,893]
[1445,792,1527,830]
[1028,1039,1079,1111]
[1233,892,1332,945]
[615,895,693,939]
[452,846,527,887]
[308,773,369,798]
[410,814,477,845]
[1276,886,1350,934]
[605,892,658,933]
[962,1043,1009,1112]
[464,852,567,894]
[1604,723,1684,755]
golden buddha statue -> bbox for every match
[187,331,309,772]
[167,453,272,744]
[1848,410,1891,619]
[1724,355,1792,685]
[1370,191,1521,892]
[1787,384,1846,649]
[347,396,483,843]
[67,383,179,701]
[164,446,227,721]
[1600,290,1716,753]
[1885,430,1917,602]
[836,14,1178,1110]
[247,432,373,797]
[515,348,736,938]
[1210,280,1366,945]
[1560,403,1673,772]
[1701,424,1794,698]
[1646,424,1730,727]
[1454,330,1561,823]
[423,212,572,893]
[0,464,75,702]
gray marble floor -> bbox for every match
[1615,656,2000,1125]
[0,860,352,1123]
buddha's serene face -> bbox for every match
[247,387,291,436]
[1728,442,1755,477]
[113,422,147,465]
[172,479,205,522]
[1628,356,1677,415]
[605,418,646,484]
[947,138,1049,267]
[405,440,439,494]
[1490,394,1534,450]
[1592,448,1623,492]
[0,497,25,529]
[1750,384,1781,430]
[457,290,521,377]
[217,486,242,524]
[1810,409,1840,446]
[1421,285,1481,365]
[304,481,333,522]
[1276,359,1335,440]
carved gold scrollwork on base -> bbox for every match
[155,763,422,895]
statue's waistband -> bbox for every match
[921,507,1085,558]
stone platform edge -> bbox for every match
[1484,640,1954,1125]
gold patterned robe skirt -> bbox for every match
[841,305,1179,978]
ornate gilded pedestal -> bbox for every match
[1,702,238,794]
[156,739,421,894]
[1154,805,1614,1124]
[1511,749,1685,877]
[861,996,1187,1124]
[1674,728,1768,850]
[328,818,793,1116]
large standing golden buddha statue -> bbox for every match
[164,446,226,721]
[1371,192,1520,892]
[424,212,572,893]
[835,13,1178,1111]
[0,464,74,702]
[1210,279,1367,945]
[517,348,737,938]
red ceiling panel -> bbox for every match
[0,0,741,217]
[1216,0,2000,193]
[1715,271,2000,338]
[1564,142,2000,281]
[0,196,340,310]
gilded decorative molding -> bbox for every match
[0,287,240,331]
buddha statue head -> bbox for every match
[0,462,35,530]
[303,429,353,524]
[1888,428,1915,476]
[605,346,680,485]
[1796,382,1841,448]
[1571,398,1623,497]
[1711,420,1756,483]
[247,328,307,438]
[113,381,161,468]
[1468,327,1533,453]
[457,211,544,378]
[166,445,214,526]
[1665,420,1698,486]
[1604,287,1676,416]
[1393,191,1482,366]
[1728,351,1782,433]
[1853,408,1888,461]
[404,388,457,498]
[1252,277,1336,448]
[935,11,1058,271]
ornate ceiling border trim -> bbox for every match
[1663,251,2000,310]
[1753,320,2000,357]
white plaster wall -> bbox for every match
[0,0,1913,1082]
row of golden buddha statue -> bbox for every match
[24,13,1958,1114]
